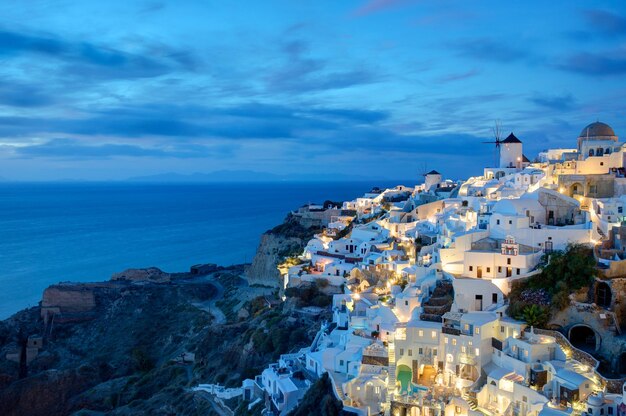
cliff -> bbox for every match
[0,264,328,416]
[246,214,320,288]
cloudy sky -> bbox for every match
[0,0,625,181]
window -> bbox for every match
[445,337,449,344]
[399,348,404,355]
[433,349,437,356]
[507,258,511,265]
[497,219,500,225]
[498,266,502,273]
[469,266,473,271]
[340,360,344,366]
[486,267,491,273]
[508,220,512,225]
[476,348,480,356]
[419,348,423,354]
[432,331,436,338]
[609,407,614,415]
[452,339,457,346]
[419,330,423,337]
[500,326,504,333]
[408,349,412,356]
[461,346,466,353]
[476,327,480,335]
[404,300,408,306]
[492,293,498,303]
[516,268,520,275]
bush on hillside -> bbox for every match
[288,373,342,416]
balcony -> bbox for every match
[442,326,461,336]
[458,353,476,365]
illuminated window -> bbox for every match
[431,331,436,338]
[461,346,466,353]
[476,328,480,335]
[445,337,449,344]
[452,339,457,346]
[475,348,480,356]
[418,330,423,337]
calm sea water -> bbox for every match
[0,181,410,318]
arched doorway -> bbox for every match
[596,282,612,308]
[569,325,599,352]
[570,182,583,197]
[459,364,479,381]
[397,364,412,394]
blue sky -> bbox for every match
[0,0,625,181]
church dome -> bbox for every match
[579,121,616,140]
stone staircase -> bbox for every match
[385,340,396,416]
[461,388,478,411]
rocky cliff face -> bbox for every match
[246,233,304,288]
[246,215,320,288]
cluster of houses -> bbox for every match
[224,121,626,416]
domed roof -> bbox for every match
[579,121,616,139]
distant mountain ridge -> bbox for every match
[126,170,391,183]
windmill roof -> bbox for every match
[426,170,441,175]
[502,133,522,143]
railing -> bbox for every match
[531,328,626,393]
[442,326,461,336]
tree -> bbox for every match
[520,304,549,328]
[539,243,597,293]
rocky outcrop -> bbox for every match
[111,267,171,282]
[246,233,305,288]
[41,284,97,323]
[246,215,320,288]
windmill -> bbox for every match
[482,120,503,168]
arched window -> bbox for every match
[606,148,611,155]
[589,149,595,157]
[597,148,604,156]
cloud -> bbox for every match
[0,102,392,143]
[556,50,626,75]
[0,28,191,79]
[11,138,206,159]
[449,38,529,63]
[0,80,55,107]
[528,93,576,111]
[583,9,626,36]
[351,0,414,17]
[436,69,480,83]
[265,40,380,92]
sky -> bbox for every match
[0,0,625,181]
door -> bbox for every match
[477,267,483,278]
[506,267,512,277]
[475,295,483,311]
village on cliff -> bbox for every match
[204,121,626,416]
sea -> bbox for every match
[0,180,412,319]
